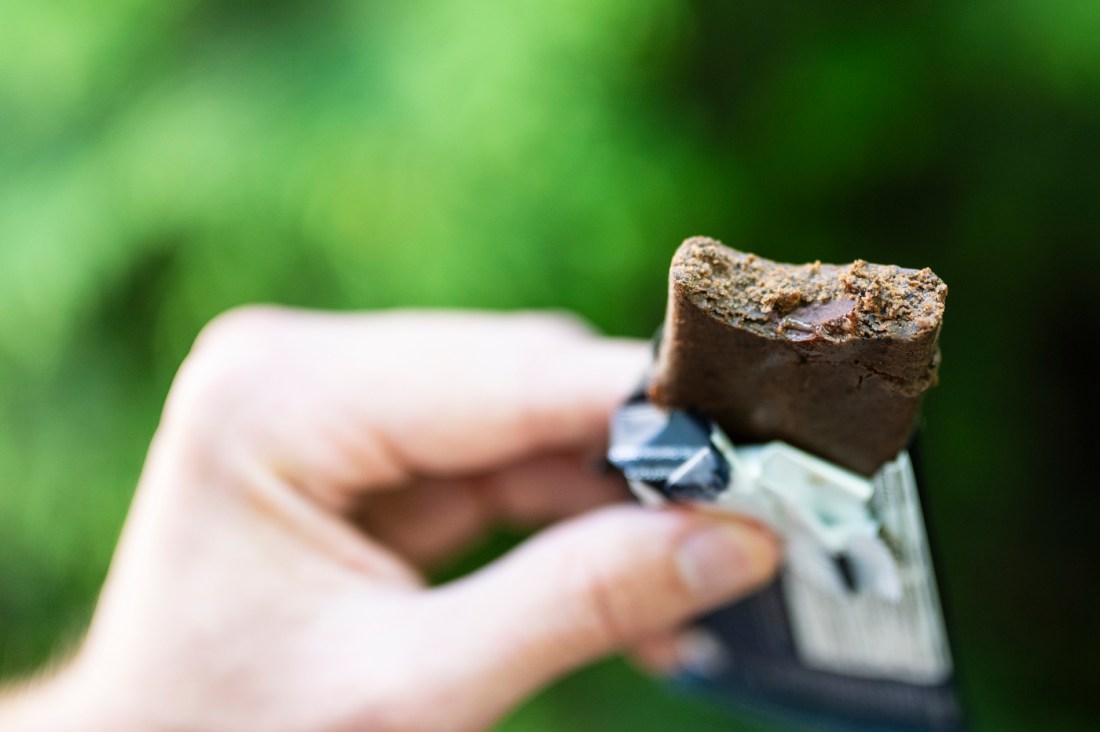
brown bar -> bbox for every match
[649,236,947,476]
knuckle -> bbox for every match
[567,552,636,652]
[558,519,651,651]
[161,306,292,443]
[192,304,288,356]
[560,510,692,654]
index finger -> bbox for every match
[164,308,649,503]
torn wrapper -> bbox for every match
[608,391,965,731]
[609,394,902,602]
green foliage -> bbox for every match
[2,0,1098,729]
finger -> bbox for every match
[416,505,779,723]
[329,312,646,473]
[627,632,683,676]
[165,308,649,505]
[351,451,629,569]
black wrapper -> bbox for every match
[607,385,965,732]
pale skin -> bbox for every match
[0,308,779,732]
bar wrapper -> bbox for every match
[608,369,965,731]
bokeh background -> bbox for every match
[1,1,1098,730]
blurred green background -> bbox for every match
[1,0,1098,730]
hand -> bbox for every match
[2,309,778,732]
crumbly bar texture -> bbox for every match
[649,236,947,476]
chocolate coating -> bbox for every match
[649,237,947,476]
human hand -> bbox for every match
[6,309,778,732]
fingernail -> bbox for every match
[676,521,777,603]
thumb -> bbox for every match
[422,505,779,724]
